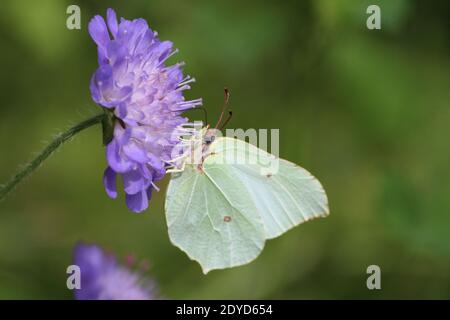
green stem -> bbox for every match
[0,113,106,201]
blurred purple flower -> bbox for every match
[74,243,157,300]
[89,8,202,212]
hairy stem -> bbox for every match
[0,113,106,201]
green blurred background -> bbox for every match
[0,0,449,299]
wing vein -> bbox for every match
[271,175,308,222]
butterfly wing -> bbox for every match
[204,137,329,239]
[165,137,329,273]
[165,164,266,274]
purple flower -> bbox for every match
[89,8,202,212]
[73,243,157,300]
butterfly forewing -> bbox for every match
[204,137,329,239]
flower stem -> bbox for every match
[0,113,106,201]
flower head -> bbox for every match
[89,8,202,212]
[73,243,157,300]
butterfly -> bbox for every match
[165,89,329,273]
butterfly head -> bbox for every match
[203,126,219,146]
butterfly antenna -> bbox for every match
[219,110,233,130]
[214,88,231,129]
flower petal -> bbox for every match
[123,142,149,163]
[106,41,127,65]
[106,139,133,173]
[147,154,165,177]
[91,63,132,108]
[97,46,108,65]
[114,124,132,145]
[90,65,114,107]
[106,8,119,38]
[122,169,145,195]
[88,15,110,49]
[103,167,118,199]
[134,29,155,55]
[126,190,148,213]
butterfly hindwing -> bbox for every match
[165,164,266,274]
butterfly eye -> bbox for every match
[204,135,215,144]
